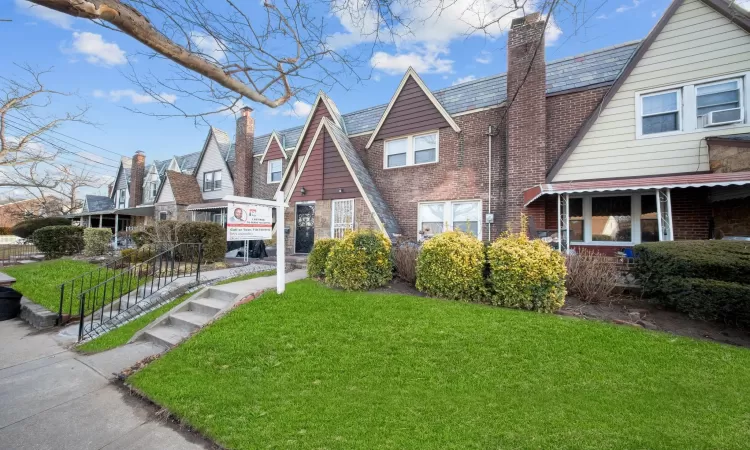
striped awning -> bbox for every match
[186,201,229,211]
[524,172,750,206]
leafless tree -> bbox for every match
[0,65,105,215]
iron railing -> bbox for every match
[0,243,39,267]
[76,243,203,341]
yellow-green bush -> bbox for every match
[415,231,486,301]
[487,229,566,312]
[121,246,155,264]
[308,238,338,279]
[325,230,392,290]
[83,228,112,256]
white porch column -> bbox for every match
[98,214,103,228]
[114,213,119,248]
[656,188,674,241]
[557,193,570,254]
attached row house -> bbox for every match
[76,0,750,255]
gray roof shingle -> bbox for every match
[84,195,115,212]
[711,133,750,141]
[176,152,201,173]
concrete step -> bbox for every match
[142,325,191,348]
[169,311,211,332]
[188,297,229,316]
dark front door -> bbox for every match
[295,204,315,254]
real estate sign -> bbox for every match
[226,202,273,241]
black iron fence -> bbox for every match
[0,243,39,267]
[75,243,203,341]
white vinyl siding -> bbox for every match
[112,166,129,208]
[156,177,175,203]
[554,0,750,182]
[196,133,234,200]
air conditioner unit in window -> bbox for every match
[702,108,743,127]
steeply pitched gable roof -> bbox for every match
[259,131,287,164]
[193,127,235,181]
[175,151,201,174]
[157,170,203,205]
[546,0,750,182]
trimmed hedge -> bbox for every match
[416,231,486,301]
[32,225,84,258]
[176,222,226,263]
[83,228,112,256]
[308,238,338,279]
[12,217,70,239]
[325,230,392,291]
[661,276,750,326]
[487,231,567,312]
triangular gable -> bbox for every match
[365,68,460,149]
[547,0,750,182]
[155,173,174,204]
[110,162,126,201]
[259,131,287,164]
[192,127,235,180]
[287,118,401,237]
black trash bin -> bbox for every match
[0,287,23,321]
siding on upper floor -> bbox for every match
[554,0,750,182]
[281,102,331,194]
[156,177,175,203]
[196,133,235,200]
[375,77,450,141]
[113,166,129,208]
[322,129,359,200]
[291,130,325,203]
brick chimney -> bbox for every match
[505,13,547,232]
[129,151,146,207]
[107,183,113,198]
[234,106,255,197]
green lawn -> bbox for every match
[129,280,750,449]
[77,290,196,354]
[214,269,276,286]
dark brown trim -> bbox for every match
[701,0,750,33]
[544,82,614,98]
[706,137,750,148]
[545,0,688,182]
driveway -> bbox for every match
[0,319,211,450]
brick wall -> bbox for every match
[234,107,254,197]
[352,106,506,242]
[671,187,712,240]
[129,151,145,207]
[252,156,287,200]
[546,87,608,170]
[713,198,750,238]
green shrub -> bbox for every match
[83,228,112,256]
[661,276,750,326]
[32,225,84,258]
[416,231,486,301]
[633,240,750,292]
[308,238,338,278]
[12,217,70,239]
[176,221,226,262]
[325,230,392,291]
[131,229,152,247]
[121,246,155,264]
[487,230,566,312]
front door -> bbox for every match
[295,203,315,254]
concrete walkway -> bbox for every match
[0,270,307,449]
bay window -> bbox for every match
[384,131,438,168]
[567,193,659,245]
[418,200,481,240]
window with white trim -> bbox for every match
[568,193,658,245]
[158,211,168,221]
[418,200,481,240]
[384,131,438,168]
[267,159,282,183]
[117,188,126,209]
[636,74,748,137]
[203,170,222,191]
[331,199,355,238]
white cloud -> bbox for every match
[476,51,493,64]
[371,46,454,75]
[70,32,126,66]
[651,9,660,18]
[545,16,563,46]
[615,0,641,14]
[14,0,73,29]
[453,75,477,86]
[94,89,177,104]
[269,100,313,117]
[737,0,750,10]
[190,31,227,61]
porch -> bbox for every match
[66,205,155,248]
[524,172,750,253]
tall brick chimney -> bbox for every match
[234,106,255,197]
[129,151,146,207]
[505,13,547,232]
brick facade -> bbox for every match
[129,151,145,208]
[252,155,288,200]
[671,187,712,240]
[234,107,254,197]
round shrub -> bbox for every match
[12,217,70,239]
[32,225,84,258]
[415,231,486,301]
[176,221,226,262]
[308,238,338,278]
[83,228,112,256]
[325,230,392,290]
[487,232,566,312]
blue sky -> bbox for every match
[0,0,676,195]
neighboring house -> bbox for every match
[71,0,750,256]
[153,170,204,220]
[0,198,50,228]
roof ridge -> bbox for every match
[546,40,642,66]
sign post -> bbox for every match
[223,192,287,294]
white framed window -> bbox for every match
[384,131,439,168]
[117,188,126,209]
[568,193,659,245]
[640,89,681,136]
[267,159,282,183]
[636,73,749,138]
[151,182,158,199]
[418,200,481,240]
[331,199,355,238]
[203,170,222,191]
[158,211,168,221]
[696,78,743,128]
